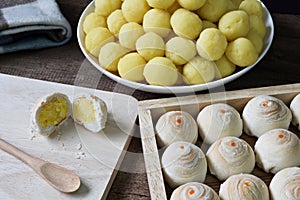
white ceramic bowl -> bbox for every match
[77,1,274,94]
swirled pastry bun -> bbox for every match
[269,167,300,200]
[197,103,243,144]
[290,94,300,130]
[242,95,292,137]
[219,173,269,200]
[206,136,255,181]
[156,111,198,147]
[31,93,71,136]
[171,182,220,200]
[254,129,300,174]
[161,141,207,188]
[73,95,107,133]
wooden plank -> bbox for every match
[138,83,300,199]
[0,74,138,200]
[139,109,167,200]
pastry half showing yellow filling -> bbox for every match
[73,95,107,133]
[32,93,71,136]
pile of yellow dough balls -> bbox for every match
[83,0,267,86]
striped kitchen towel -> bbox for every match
[0,0,72,54]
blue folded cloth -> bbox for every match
[0,0,72,54]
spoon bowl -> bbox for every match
[40,162,81,193]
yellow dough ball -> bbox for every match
[166,36,197,65]
[197,0,228,23]
[136,32,165,61]
[218,10,250,41]
[215,55,236,78]
[143,57,178,86]
[171,8,202,39]
[164,31,178,43]
[202,20,217,30]
[196,28,228,61]
[228,0,244,10]
[99,42,128,72]
[143,9,171,38]
[247,29,263,53]
[83,12,107,34]
[118,52,146,82]
[239,0,263,18]
[227,1,235,11]
[95,0,122,17]
[119,22,144,49]
[249,15,266,38]
[226,37,258,67]
[85,27,114,57]
[177,0,207,11]
[175,65,185,85]
[183,56,216,85]
[121,0,150,23]
[146,0,176,9]
[167,1,182,14]
[107,9,127,35]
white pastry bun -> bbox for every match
[171,182,220,200]
[31,93,71,136]
[206,136,255,181]
[161,141,207,188]
[242,95,292,137]
[254,128,300,174]
[219,173,269,200]
[269,167,300,200]
[290,93,300,130]
[197,103,243,145]
[73,94,107,133]
[155,111,198,147]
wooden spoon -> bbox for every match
[0,138,81,193]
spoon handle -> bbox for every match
[0,138,43,169]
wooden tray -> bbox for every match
[138,83,300,200]
[0,74,138,200]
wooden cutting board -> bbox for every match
[0,73,138,199]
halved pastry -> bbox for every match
[32,93,71,136]
[73,94,107,133]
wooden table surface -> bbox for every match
[0,0,299,199]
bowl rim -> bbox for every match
[77,0,274,94]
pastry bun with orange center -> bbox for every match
[171,182,220,200]
[254,128,300,174]
[242,95,292,137]
[269,167,300,200]
[290,93,300,130]
[219,173,269,200]
[161,141,207,188]
[206,136,255,181]
[155,111,198,147]
[197,103,243,144]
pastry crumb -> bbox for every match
[76,143,82,150]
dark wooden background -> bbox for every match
[0,0,299,199]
